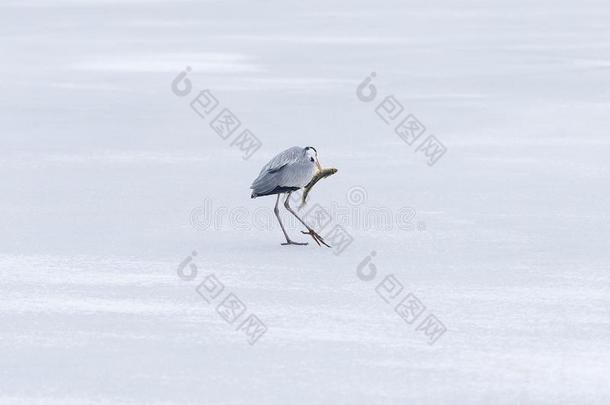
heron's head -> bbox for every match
[304,146,322,172]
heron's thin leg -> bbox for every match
[275,194,307,246]
[284,193,331,248]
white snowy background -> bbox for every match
[1,0,609,404]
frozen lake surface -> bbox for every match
[1,0,609,403]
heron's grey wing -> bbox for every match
[257,146,303,175]
[267,163,288,174]
[277,161,311,188]
[250,146,303,195]
[250,166,287,196]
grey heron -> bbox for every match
[250,146,330,247]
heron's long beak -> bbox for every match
[315,159,322,172]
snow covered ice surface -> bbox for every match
[1,0,610,403]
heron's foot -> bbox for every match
[281,240,308,246]
[301,229,331,248]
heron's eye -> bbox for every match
[310,157,315,162]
